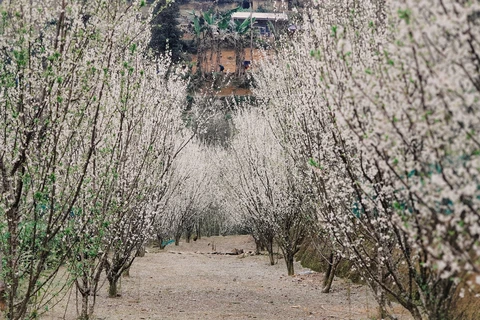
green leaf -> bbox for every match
[237,17,255,34]
[308,158,319,168]
[331,25,337,37]
[203,10,214,25]
[130,43,137,54]
[219,7,239,29]
[398,9,412,24]
[193,15,201,35]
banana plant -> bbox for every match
[215,8,240,71]
[191,11,206,75]
[202,10,218,72]
[232,17,255,77]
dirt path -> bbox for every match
[44,236,412,320]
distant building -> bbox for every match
[231,12,288,36]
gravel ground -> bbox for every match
[43,235,412,320]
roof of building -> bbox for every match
[231,12,288,21]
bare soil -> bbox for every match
[43,235,413,320]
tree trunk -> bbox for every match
[410,306,423,320]
[157,235,166,249]
[79,290,89,320]
[6,219,20,320]
[175,233,181,246]
[323,252,334,288]
[196,222,202,240]
[108,277,120,298]
[77,255,105,320]
[376,262,388,319]
[285,253,295,276]
[0,280,5,313]
[215,40,221,72]
[196,38,202,75]
[254,237,262,255]
[322,255,340,293]
[235,42,245,78]
[378,300,388,320]
[266,240,275,265]
[77,273,91,320]
[136,246,145,257]
[0,252,5,313]
[209,38,214,72]
[268,251,275,266]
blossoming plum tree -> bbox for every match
[253,0,479,318]
[155,141,214,247]
[0,0,190,318]
[219,109,313,275]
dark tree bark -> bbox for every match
[285,254,295,276]
[265,235,275,266]
[175,232,182,246]
[322,254,341,293]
